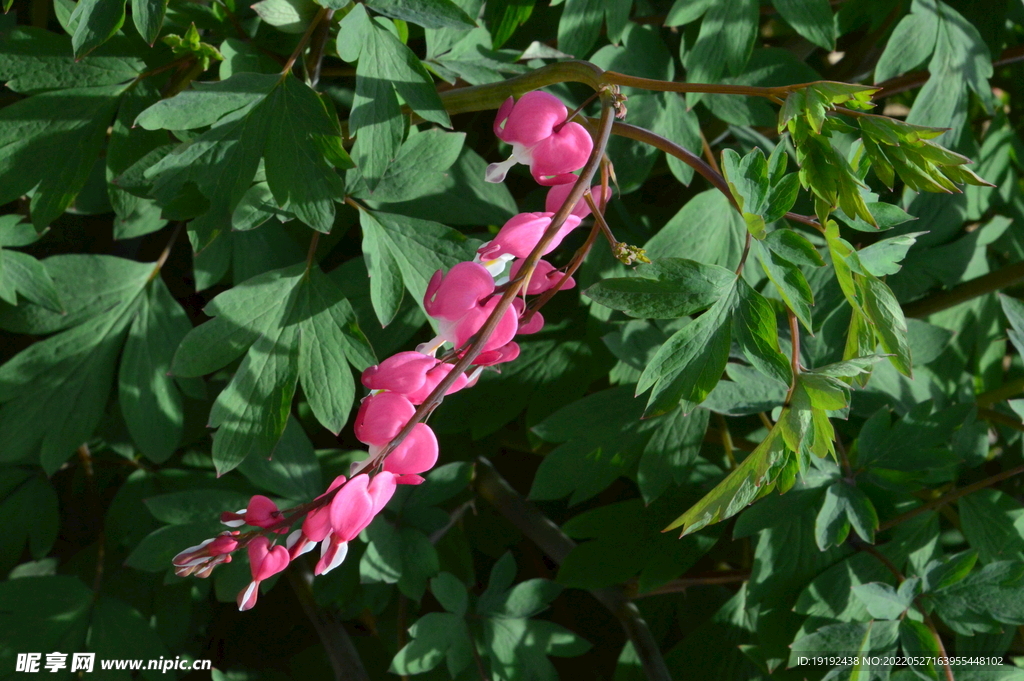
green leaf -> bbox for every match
[665,425,790,536]
[70,0,127,57]
[0,256,151,473]
[721,147,770,238]
[755,240,814,330]
[295,266,372,434]
[118,277,191,463]
[931,561,1024,635]
[0,576,93,672]
[645,189,747,271]
[857,232,923,277]
[252,0,319,33]
[788,620,899,667]
[637,283,738,417]
[141,73,345,241]
[560,495,719,591]
[815,480,879,550]
[366,0,476,29]
[874,6,938,83]
[860,274,912,376]
[959,489,1024,564]
[665,0,712,26]
[584,258,735,319]
[391,612,474,676]
[125,520,226,571]
[734,278,792,387]
[361,519,440,599]
[238,416,323,501]
[356,129,466,203]
[0,469,59,573]
[852,580,918,620]
[173,263,371,473]
[557,0,603,58]
[144,488,253,525]
[0,250,63,312]
[484,0,534,48]
[132,0,167,43]
[683,0,758,104]
[339,5,451,188]
[771,0,835,50]
[0,85,125,229]
[430,572,469,616]
[0,27,144,94]
[763,229,824,268]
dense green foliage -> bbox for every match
[2,0,1024,679]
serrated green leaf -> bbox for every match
[666,425,790,536]
[734,278,792,387]
[637,283,738,417]
[755,240,814,330]
[815,481,879,550]
[860,274,912,376]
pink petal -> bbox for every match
[452,297,519,351]
[243,495,280,529]
[354,392,416,446]
[493,96,515,139]
[329,474,374,541]
[423,262,496,321]
[237,580,260,611]
[383,424,439,476]
[367,471,398,516]
[544,183,612,218]
[509,259,575,295]
[498,91,567,146]
[530,122,593,184]
[404,362,469,404]
[361,351,438,394]
[518,311,544,335]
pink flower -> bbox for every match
[404,362,469,404]
[517,310,544,335]
[361,352,438,395]
[477,212,582,262]
[442,295,519,351]
[237,536,290,611]
[382,423,438,478]
[316,473,397,575]
[354,392,416,446]
[220,495,286,533]
[423,262,495,321]
[172,532,240,578]
[544,183,611,218]
[486,92,594,186]
[509,259,575,295]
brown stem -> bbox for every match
[526,221,601,318]
[735,233,752,275]
[583,191,618,249]
[716,413,738,470]
[784,310,801,403]
[306,9,335,87]
[903,262,1024,319]
[281,8,330,77]
[977,406,1024,433]
[306,232,321,270]
[632,570,750,598]
[473,457,673,681]
[149,222,184,282]
[878,464,1024,532]
[700,128,722,176]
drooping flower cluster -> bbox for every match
[172,89,606,612]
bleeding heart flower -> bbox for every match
[237,536,290,611]
[361,351,438,395]
[477,212,583,262]
[423,262,495,321]
[381,423,438,478]
[509,259,575,295]
[486,92,594,186]
[354,392,416,447]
